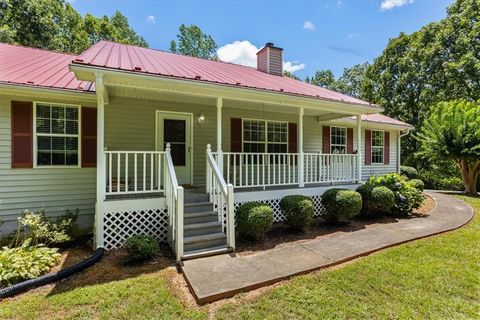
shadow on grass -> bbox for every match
[46,244,176,297]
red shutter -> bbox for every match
[288,123,297,153]
[347,128,353,154]
[322,126,330,153]
[384,131,390,165]
[81,107,97,167]
[365,129,372,165]
[11,101,33,168]
[231,118,242,152]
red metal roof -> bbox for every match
[0,43,94,92]
[352,114,412,128]
[74,41,374,107]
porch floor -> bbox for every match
[181,192,473,304]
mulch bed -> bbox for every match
[235,194,435,256]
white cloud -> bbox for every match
[217,40,305,74]
[283,61,306,73]
[380,0,414,11]
[303,21,316,31]
[146,15,156,24]
[348,33,360,39]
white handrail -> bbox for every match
[164,144,184,261]
[104,151,165,195]
[206,145,235,250]
[303,153,357,184]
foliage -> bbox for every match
[169,24,217,60]
[123,235,158,262]
[14,209,78,247]
[418,170,465,191]
[305,63,369,99]
[410,179,425,192]
[0,0,148,54]
[236,202,274,240]
[0,239,61,287]
[283,71,300,80]
[321,189,362,223]
[416,100,480,194]
[279,195,314,232]
[357,185,395,217]
[400,166,418,180]
[364,174,424,216]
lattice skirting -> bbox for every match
[233,195,326,223]
[103,207,168,250]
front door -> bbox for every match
[156,112,192,185]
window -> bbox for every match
[243,119,287,153]
[35,103,80,166]
[330,127,346,154]
[371,130,384,164]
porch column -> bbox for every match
[298,107,305,187]
[216,97,223,174]
[356,115,362,183]
[95,73,106,249]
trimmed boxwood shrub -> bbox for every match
[409,179,425,191]
[236,202,274,240]
[279,195,314,232]
[124,235,159,262]
[321,189,362,223]
[356,185,395,217]
[400,166,418,180]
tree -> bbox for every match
[335,63,369,98]
[169,24,217,60]
[0,0,148,54]
[283,71,300,80]
[306,69,335,88]
[416,100,480,194]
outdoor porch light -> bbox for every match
[198,113,205,125]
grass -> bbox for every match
[1,195,479,319]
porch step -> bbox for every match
[184,221,223,237]
[184,202,212,214]
[184,232,228,252]
[184,193,209,204]
[182,245,232,260]
[184,211,218,224]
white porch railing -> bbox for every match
[216,151,358,188]
[104,151,165,195]
[304,153,358,184]
[206,145,235,250]
[164,144,184,261]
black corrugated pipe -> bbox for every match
[0,248,104,299]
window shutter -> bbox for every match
[81,107,97,167]
[288,122,297,153]
[365,129,372,165]
[322,126,330,153]
[231,118,242,152]
[347,128,353,154]
[11,101,33,168]
[384,131,390,165]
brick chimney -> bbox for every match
[256,42,283,76]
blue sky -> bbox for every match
[71,0,453,79]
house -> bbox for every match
[0,41,412,260]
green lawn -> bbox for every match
[1,196,479,320]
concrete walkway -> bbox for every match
[181,192,474,304]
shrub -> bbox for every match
[236,202,274,240]
[400,166,418,179]
[0,239,61,287]
[409,179,425,191]
[368,186,395,216]
[279,195,314,231]
[16,209,78,247]
[364,174,424,216]
[321,189,362,223]
[418,170,464,191]
[124,235,159,262]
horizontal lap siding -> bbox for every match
[361,129,398,180]
[0,94,95,235]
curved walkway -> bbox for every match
[181,192,474,304]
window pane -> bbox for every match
[52,137,65,150]
[66,137,78,151]
[164,119,186,143]
[66,120,78,134]
[51,106,65,120]
[244,143,265,153]
[66,108,78,120]
[36,105,50,118]
[37,118,51,133]
[66,152,78,165]
[52,152,66,165]
[37,136,51,150]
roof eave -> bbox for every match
[0,81,96,102]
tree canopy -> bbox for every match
[169,24,217,60]
[416,100,480,193]
[0,0,148,54]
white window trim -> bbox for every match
[371,129,385,165]
[242,118,289,153]
[33,101,82,168]
[330,126,347,154]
